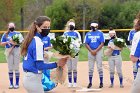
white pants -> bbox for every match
[131,68,140,93]
[23,72,44,93]
[5,47,20,72]
[67,56,78,72]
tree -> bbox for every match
[45,0,74,30]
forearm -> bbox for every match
[36,61,57,70]
[85,44,92,52]
[44,46,53,51]
[95,43,104,52]
[0,42,8,46]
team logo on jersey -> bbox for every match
[88,36,100,43]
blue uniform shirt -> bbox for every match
[131,31,140,68]
[42,36,51,48]
[63,30,82,41]
[22,32,57,74]
[84,30,105,50]
[1,31,21,48]
[108,39,120,56]
[128,29,136,42]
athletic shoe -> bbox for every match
[73,83,77,88]
[68,83,73,88]
[14,85,19,89]
[9,85,14,89]
[120,84,124,88]
[87,83,92,88]
[99,83,103,88]
[109,84,114,88]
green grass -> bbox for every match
[0,46,130,63]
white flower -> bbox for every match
[117,38,124,42]
[70,44,74,49]
[63,38,67,43]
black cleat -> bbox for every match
[87,83,92,88]
[99,83,103,88]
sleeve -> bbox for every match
[33,37,44,61]
[36,61,57,70]
[127,31,132,41]
[131,34,140,58]
[84,33,89,44]
[100,32,105,43]
[76,31,82,42]
[48,37,51,47]
[1,34,6,42]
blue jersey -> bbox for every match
[42,36,51,48]
[1,31,21,48]
[131,31,140,68]
[22,32,57,74]
[128,29,136,42]
[84,30,105,50]
[63,30,82,41]
[108,39,120,56]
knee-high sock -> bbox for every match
[99,71,103,84]
[9,72,13,85]
[118,73,123,85]
[15,72,20,85]
[68,72,72,83]
[110,72,114,84]
[133,71,137,79]
[89,72,93,84]
[73,72,77,83]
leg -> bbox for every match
[133,62,138,79]
[67,58,72,87]
[87,52,95,88]
[115,55,124,88]
[72,56,78,87]
[96,49,103,88]
[5,49,14,89]
[13,47,20,88]
[108,56,115,88]
[23,72,44,93]
[131,68,140,93]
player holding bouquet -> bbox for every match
[107,28,126,88]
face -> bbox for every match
[109,33,115,37]
[38,21,51,32]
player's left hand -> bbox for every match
[91,50,97,56]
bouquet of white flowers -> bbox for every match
[45,35,82,84]
[104,38,126,56]
[50,35,82,58]
[12,33,23,45]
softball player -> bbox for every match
[108,30,124,88]
[84,23,104,88]
[21,16,67,93]
[63,21,82,87]
[130,20,140,93]
[128,29,138,79]
[1,22,23,89]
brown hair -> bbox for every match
[134,19,140,31]
[21,16,51,56]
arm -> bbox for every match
[44,46,53,51]
[85,43,92,52]
[95,43,104,52]
[36,61,57,70]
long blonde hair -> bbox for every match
[21,16,51,56]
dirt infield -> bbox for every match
[0,61,133,93]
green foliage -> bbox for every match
[45,0,74,30]
[114,38,126,48]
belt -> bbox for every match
[14,45,20,48]
[24,70,42,74]
[112,53,120,56]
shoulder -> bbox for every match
[33,36,43,45]
[134,31,140,39]
[74,30,80,34]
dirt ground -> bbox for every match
[0,61,133,93]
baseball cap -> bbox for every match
[109,30,116,34]
[90,23,98,27]
[8,22,15,28]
